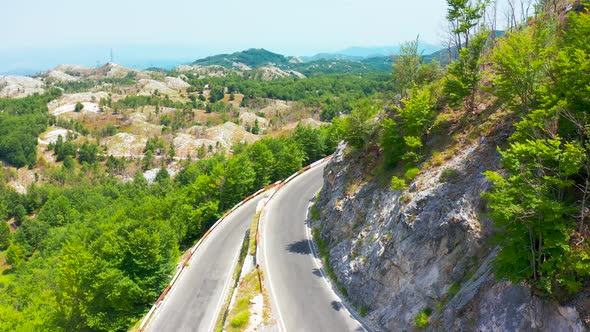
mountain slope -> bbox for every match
[192,48,290,68]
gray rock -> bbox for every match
[314,140,586,331]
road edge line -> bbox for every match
[138,185,276,331]
[305,199,370,332]
[257,156,333,332]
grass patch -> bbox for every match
[448,281,461,298]
[310,203,320,220]
[248,211,261,256]
[225,270,261,331]
[214,231,250,332]
[229,310,249,328]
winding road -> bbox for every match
[260,162,366,332]
[145,195,264,332]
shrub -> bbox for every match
[310,204,320,220]
[74,102,84,112]
[439,168,459,182]
[414,310,430,328]
[359,306,369,317]
[405,167,420,181]
[391,176,408,190]
[229,310,249,328]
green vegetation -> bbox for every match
[0,89,61,168]
[359,305,369,317]
[326,0,590,303]
[0,125,333,330]
[215,224,251,332]
[404,167,420,181]
[482,8,590,297]
[74,101,84,112]
[1,1,589,328]
[390,176,408,190]
[191,48,392,75]
[310,203,320,220]
[248,211,261,256]
[193,48,290,68]
[414,308,431,328]
[439,167,459,182]
[225,271,260,331]
[184,72,390,121]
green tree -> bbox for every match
[380,87,435,167]
[252,119,260,134]
[393,37,423,97]
[247,142,275,189]
[6,242,25,268]
[37,195,74,227]
[77,142,99,164]
[342,100,380,149]
[142,150,154,170]
[0,221,10,250]
[74,102,84,112]
[13,204,27,225]
[443,30,488,112]
[209,86,225,103]
[446,0,487,51]
[62,155,74,169]
[492,28,546,113]
[155,167,170,185]
[219,155,255,209]
[484,137,586,294]
[292,124,326,163]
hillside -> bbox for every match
[192,48,291,69]
[309,1,590,331]
[188,47,459,77]
[0,58,359,330]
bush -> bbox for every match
[229,310,249,328]
[74,102,84,112]
[404,167,420,181]
[391,176,408,190]
[414,310,430,328]
[439,168,459,182]
[310,203,320,220]
[359,306,369,317]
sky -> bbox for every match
[0,0,449,74]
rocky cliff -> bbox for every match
[314,138,588,331]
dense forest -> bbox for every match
[0,89,62,168]
[0,121,334,330]
[183,72,391,120]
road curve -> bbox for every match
[261,163,365,332]
[146,195,264,332]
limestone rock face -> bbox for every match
[314,140,587,331]
[0,75,44,98]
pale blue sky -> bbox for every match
[0,0,450,73]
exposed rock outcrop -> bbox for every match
[0,75,44,98]
[314,139,587,331]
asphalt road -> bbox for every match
[146,195,264,332]
[261,163,365,332]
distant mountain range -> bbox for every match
[1,43,450,76]
[302,42,442,61]
[189,45,452,76]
